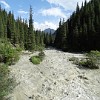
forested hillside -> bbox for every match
[0,0,100,99]
[54,0,100,51]
[0,6,54,51]
[0,6,54,99]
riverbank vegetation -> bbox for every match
[0,0,100,99]
[69,50,100,69]
[0,40,20,99]
[30,51,45,65]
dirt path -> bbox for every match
[8,49,100,100]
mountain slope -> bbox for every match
[44,28,55,34]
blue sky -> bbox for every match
[0,0,90,30]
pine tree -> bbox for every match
[0,15,4,38]
[61,21,67,50]
[54,0,100,51]
[76,3,80,13]
[24,19,28,49]
[40,33,44,47]
[2,9,7,39]
[7,11,15,44]
[54,19,62,48]
[49,31,53,46]
[15,18,20,44]
[27,6,35,50]
[19,18,24,48]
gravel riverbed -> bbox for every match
[8,49,100,100]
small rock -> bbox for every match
[54,82,56,85]
[53,73,55,76]
[29,96,33,99]
[42,84,45,87]
[64,92,69,95]
[78,75,88,80]
[65,79,69,81]
[40,72,43,74]
[76,95,79,97]
[47,87,52,91]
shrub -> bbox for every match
[69,51,100,69]
[86,50,100,66]
[69,57,79,65]
[69,57,77,61]
[86,50,100,57]
[79,50,100,69]
[38,51,45,60]
[16,46,22,52]
[30,51,45,65]
[30,56,42,64]
[79,59,99,69]
[0,39,20,99]
[0,40,20,65]
[0,54,4,62]
[0,64,13,99]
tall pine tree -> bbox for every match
[27,6,35,50]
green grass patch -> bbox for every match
[30,51,45,65]
[30,56,42,64]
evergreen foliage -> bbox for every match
[30,51,45,65]
[27,6,35,50]
[54,0,100,51]
[0,5,52,51]
[0,39,20,99]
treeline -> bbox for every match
[0,5,54,99]
[54,0,100,52]
[0,6,53,51]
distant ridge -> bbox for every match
[44,28,55,34]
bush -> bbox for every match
[69,51,100,69]
[16,46,22,52]
[38,51,45,60]
[0,40,20,65]
[30,51,45,65]
[0,54,4,62]
[0,64,13,99]
[86,51,100,66]
[69,57,79,65]
[30,56,42,65]
[86,50,100,57]
[79,59,99,69]
[0,39,20,99]
[69,57,77,61]
[79,51,100,69]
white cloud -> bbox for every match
[18,9,28,15]
[0,0,10,9]
[46,0,90,10]
[40,7,66,19]
[34,21,58,30]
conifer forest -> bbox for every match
[0,0,100,100]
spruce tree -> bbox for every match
[0,15,4,38]
[7,11,15,44]
[24,19,28,49]
[27,6,35,50]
